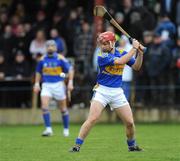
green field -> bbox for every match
[0,123,180,161]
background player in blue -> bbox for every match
[33,40,74,137]
[70,31,143,152]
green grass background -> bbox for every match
[0,123,180,161]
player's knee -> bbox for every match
[125,120,134,129]
[41,108,49,114]
[61,109,68,115]
[88,116,99,124]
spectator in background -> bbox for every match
[50,28,67,55]
[160,0,176,22]
[128,10,144,41]
[140,31,154,105]
[38,0,53,19]
[51,0,69,39]
[155,14,176,48]
[10,15,21,35]
[121,0,133,31]
[14,3,26,21]
[146,32,172,105]
[123,0,133,15]
[134,31,154,106]
[139,7,156,31]
[0,25,16,62]
[0,12,8,33]
[176,0,180,37]
[66,10,81,57]
[9,50,31,79]
[24,22,33,47]
[74,21,93,76]
[51,12,67,39]
[114,12,125,32]
[76,6,85,23]
[55,0,69,17]
[29,30,46,61]
[0,52,8,107]
[115,12,124,25]
[13,24,30,57]
[119,35,133,101]
[0,3,8,13]
[38,0,49,11]
[172,37,180,104]
[32,10,48,34]
[8,50,31,108]
[0,53,7,80]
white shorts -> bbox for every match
[41,81,66,101]
[92,84,129,110]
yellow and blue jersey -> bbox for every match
[97,48,135,87]
[36,53,70,83]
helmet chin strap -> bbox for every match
[109,41,115,52]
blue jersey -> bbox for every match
[97,48,135,88]
[36,53,70,83]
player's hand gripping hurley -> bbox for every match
[94,5,147,53]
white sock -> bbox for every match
[46,127,52,132]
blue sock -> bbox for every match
[61,110,69,129]
[76,138,84,145]
[127,139,136,147]
[42,109,51,127]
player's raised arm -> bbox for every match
[131,49,143,71]
[114,39,140,65]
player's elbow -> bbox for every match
[134,67,141,71]
[114,59,126,65]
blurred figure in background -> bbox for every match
[134,31,154,106]
[0,52,7,80]
[0,25,16,62]
[33,40,74,137]
[176,0,180,37]
[172,37,180,104]
[119,35,133,101]
[74,21,93,77]
[10,15,21,35]
[0,52,8,107]
[14,3,26,21]
[50,28,67,55]
[29,30,46,61]
[160,0,176,22]
[51,12,67,39]
[32,10,48,33]
[140,31,154,105]
[9,50,31,79]
[155,14,176,48]
[8,50,31,108]
[146,32,172,105]
[0,12,8,33]
[66,10,81,57]
[13,24,31,58]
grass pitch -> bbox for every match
[0,123,180,161]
